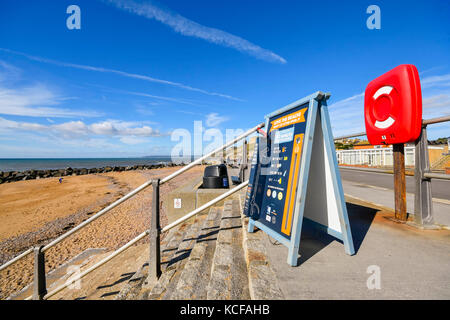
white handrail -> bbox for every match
[29,180,248,299]
[160,123,264,184]
[0,248,33,272]
[162,180,249,233]
[42,180,153,252]
[42,230,149,300]
[0,122,262,272]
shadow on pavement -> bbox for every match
[346,202,378,253]
[296,201,377,266]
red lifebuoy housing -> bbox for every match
[364,64,422,145]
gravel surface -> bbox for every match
[0,166,204,299]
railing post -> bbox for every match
[393,143,407,221]
[414,125,434,227]
[241,139,248,182]
[149,179,161,281]
[33,245,46,300]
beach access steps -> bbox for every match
[115,199,284,300]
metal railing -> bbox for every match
[334,115,450,227]
[2,122,263,300]
[334,116,450,141]
[37,180,250,300]
[338,165,450,180]
[2,113,449,299]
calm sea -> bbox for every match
[0,157,187,172]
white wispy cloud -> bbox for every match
[0,117,164,143]
[0,117,47,133]
[421,74,450,88]
[119,136,149,145]
[0,48,242,101]
[1,135,121,155]
[53,121,90,137]
[135,104,155,116]
[84,83,214,106]
[0,61,102,118]
[0,60,21,82]
[176,109,203,116]
[124,90,201,105]
[0,84,102,118]
[105,0,286,64]
[328,93,366,137]
[419,66,447,76]
[423,94,450,110]
[205,112,229,127]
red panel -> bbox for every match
[364,64,422,145]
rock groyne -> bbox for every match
[0,163,182,184]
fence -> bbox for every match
[336,145,447,168]
[336,147,415,167]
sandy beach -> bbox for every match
[0,166,204,299]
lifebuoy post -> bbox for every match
[364,64,422,221]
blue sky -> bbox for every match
[0,0,449,158]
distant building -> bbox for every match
[352,140,391,150]
[336,143,448,168]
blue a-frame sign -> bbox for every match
[244,91,355,266]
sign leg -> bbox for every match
[248,218,256,233]
[320,101,355,255]
[287,245,300,267]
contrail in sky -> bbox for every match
[105,0,287,64]
[0,48,242,101]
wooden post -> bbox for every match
[393,144,407,221]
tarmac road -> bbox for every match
[339,167,450,201]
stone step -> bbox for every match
[146,214,208,300]
[11,248,107,300]
[168,207,222,300]
[116,193,283,301]
[115,221,181,300]
[115,217,194,300]
[239,194,285,300]
[207,199,250,299]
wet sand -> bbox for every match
[0,166,204,299]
